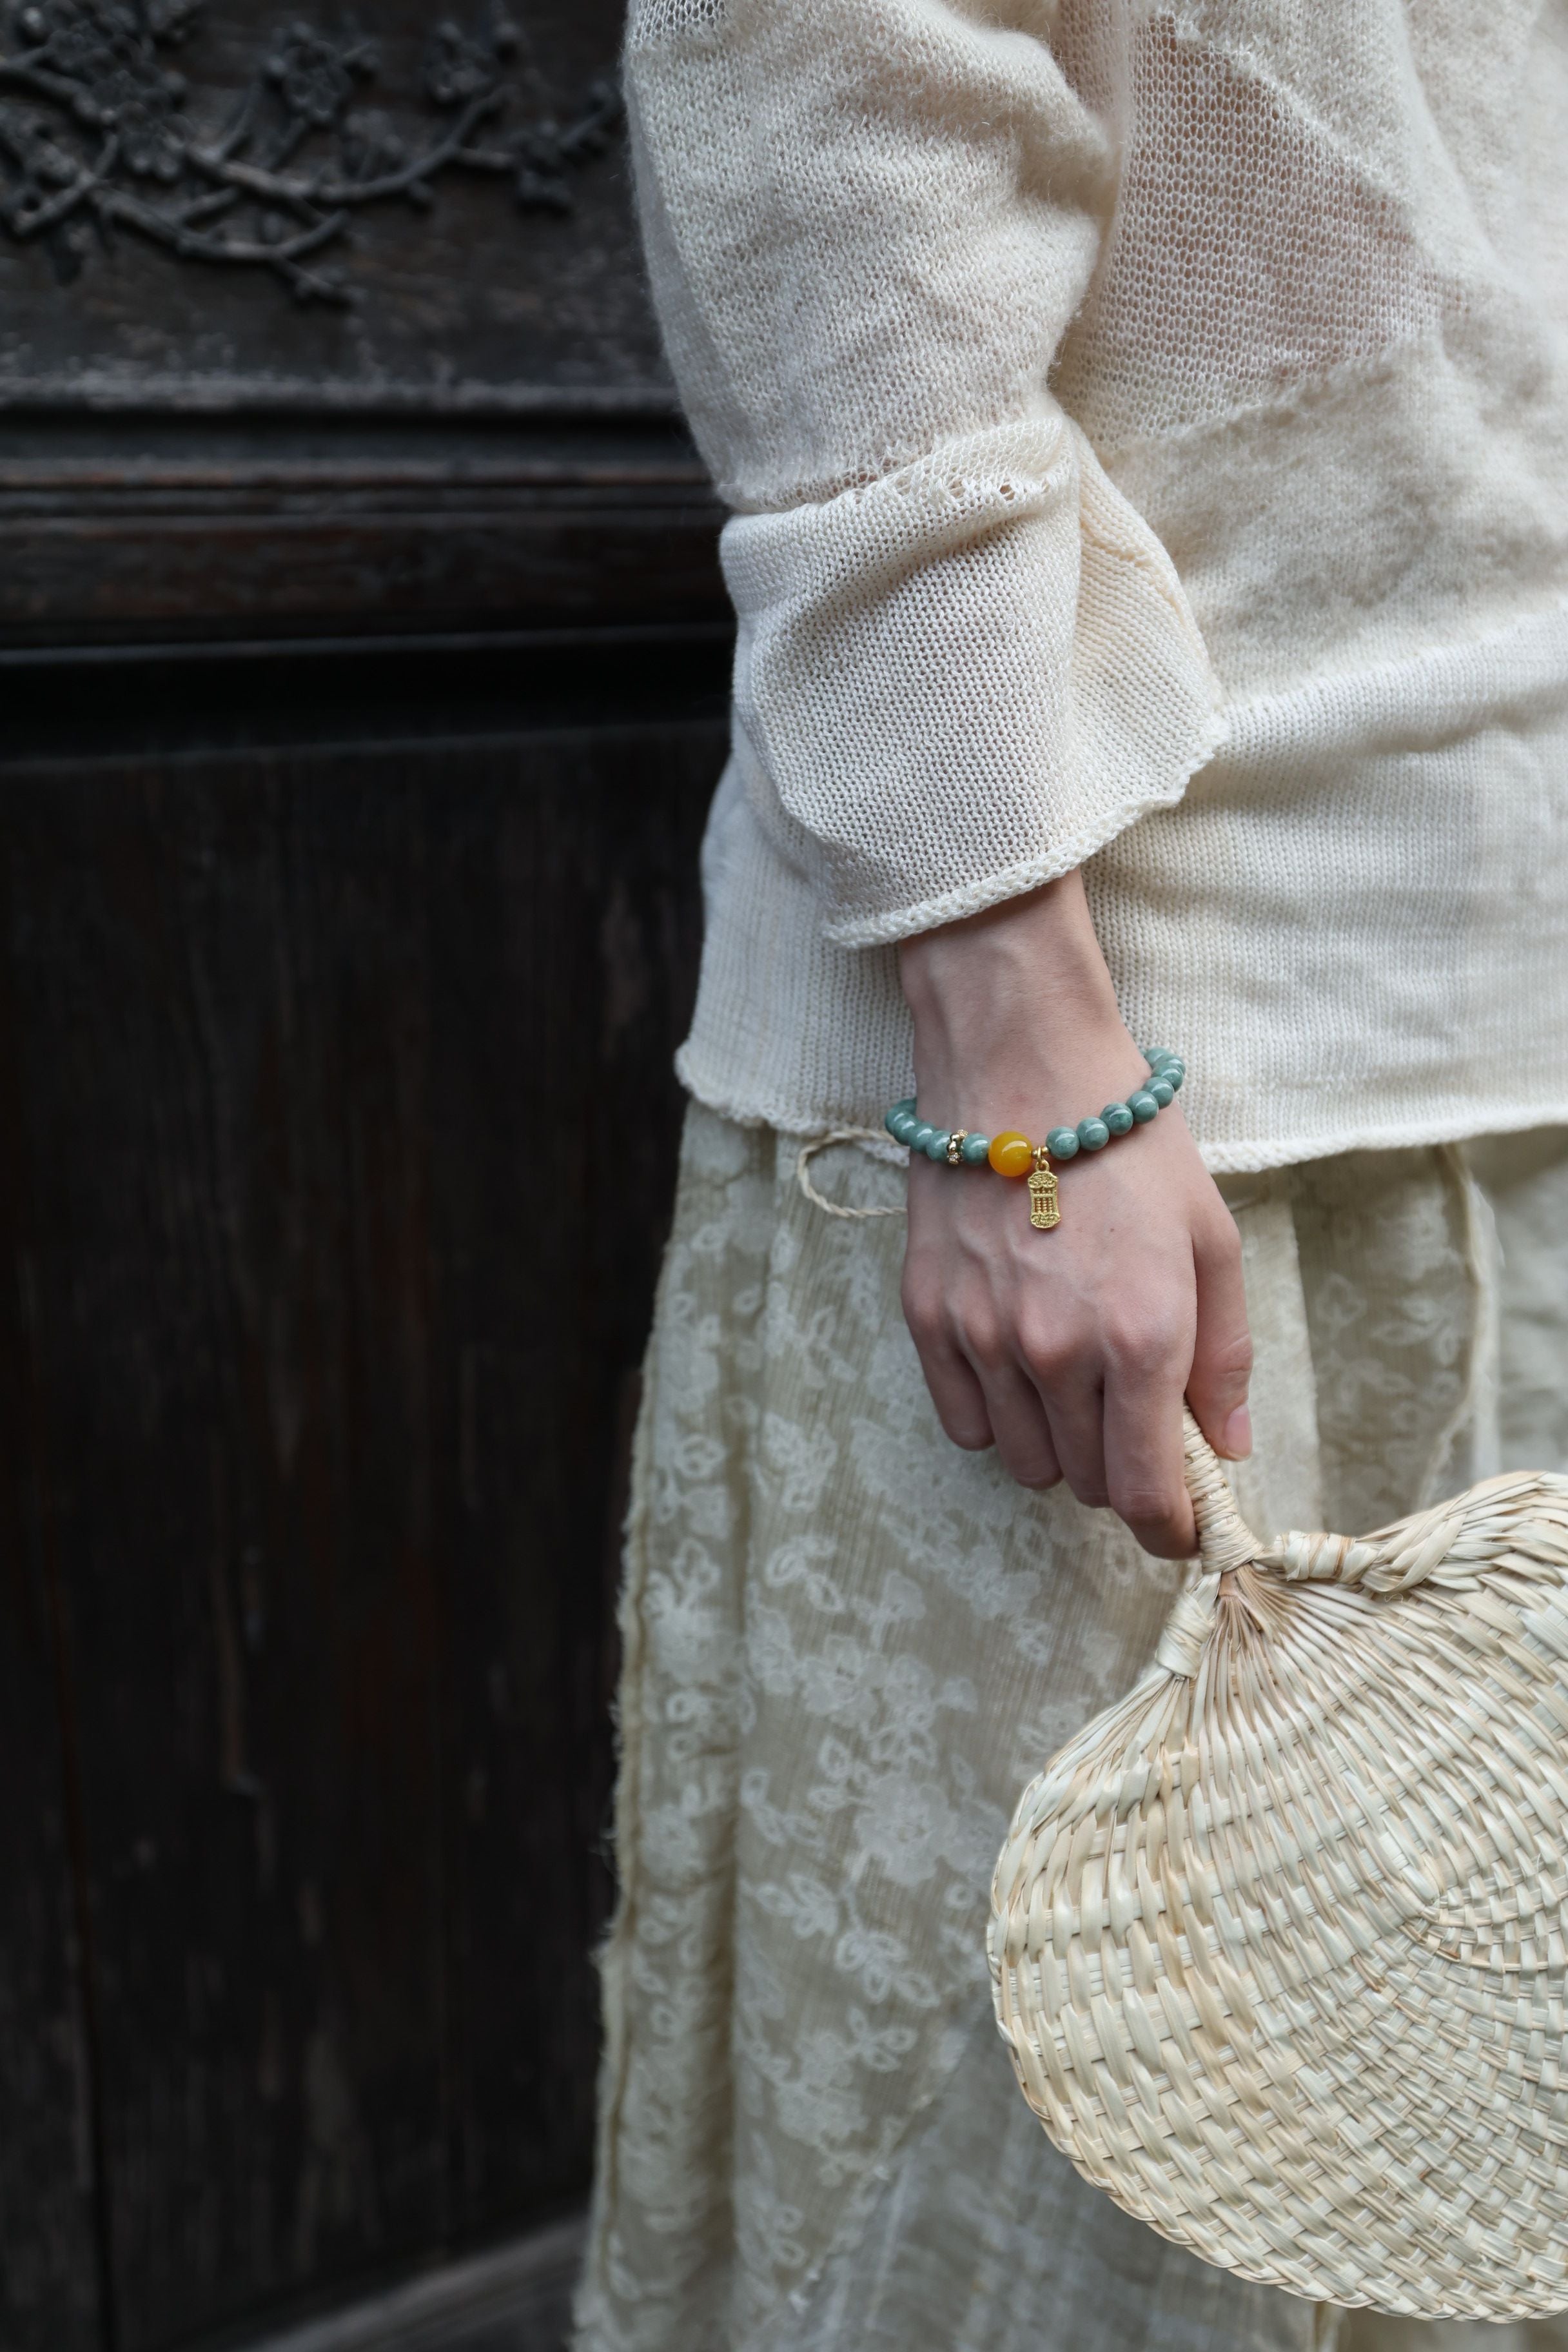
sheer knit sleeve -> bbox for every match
[625,0,1222,949]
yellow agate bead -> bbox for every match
[988,1131,1034,1179]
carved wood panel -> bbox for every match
[0,0,663,410]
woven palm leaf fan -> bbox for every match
[989,1413,1568,2319]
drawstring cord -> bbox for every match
[1416,1142,1502,1504]
[795,1128,906,1220]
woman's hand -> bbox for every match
[897,872,1252,1558]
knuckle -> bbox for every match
[1003,1445,1061,1491]
[1137,1517,1198,1561]
[1017,1315,1086,1388]
[936,1398,992,1452]
[900,1278,944,1349]
[950,1424,996,1455]
[1019,1334,1070,1387]
[1114,1481,1183,1530]
[903,1308,943,1356]
[1113,1481,1195,1557]
[1102,1306,1185,1371]
[1202,1326,1254,1387]
[961,1313,1009,1371]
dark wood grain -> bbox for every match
[0,824,105,2351]
[425,736,707,2242]
[0,719,718,2350]
[0,420,727,650]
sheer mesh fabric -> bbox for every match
[1054,11,1451,446]
[626,0,1568,1169]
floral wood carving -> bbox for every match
[0,1,622,301]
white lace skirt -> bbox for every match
[574,1111,1568,2352]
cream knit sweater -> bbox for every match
[626,0,1568,1172]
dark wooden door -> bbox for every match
[0,8,727,2347]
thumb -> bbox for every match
[1188,1212,1253,1461]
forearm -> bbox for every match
[899,870,1149,1128]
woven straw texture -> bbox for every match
[990,1413,1568,2319]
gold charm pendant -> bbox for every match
[1028,1144,1060,1231]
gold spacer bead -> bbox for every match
[946,1128,968,1166]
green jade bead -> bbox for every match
[881,1051,1185,1174]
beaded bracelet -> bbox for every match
[883,1048,1185,1231]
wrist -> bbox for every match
[899,870,1113,1025]
[899,874,1149,1130]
